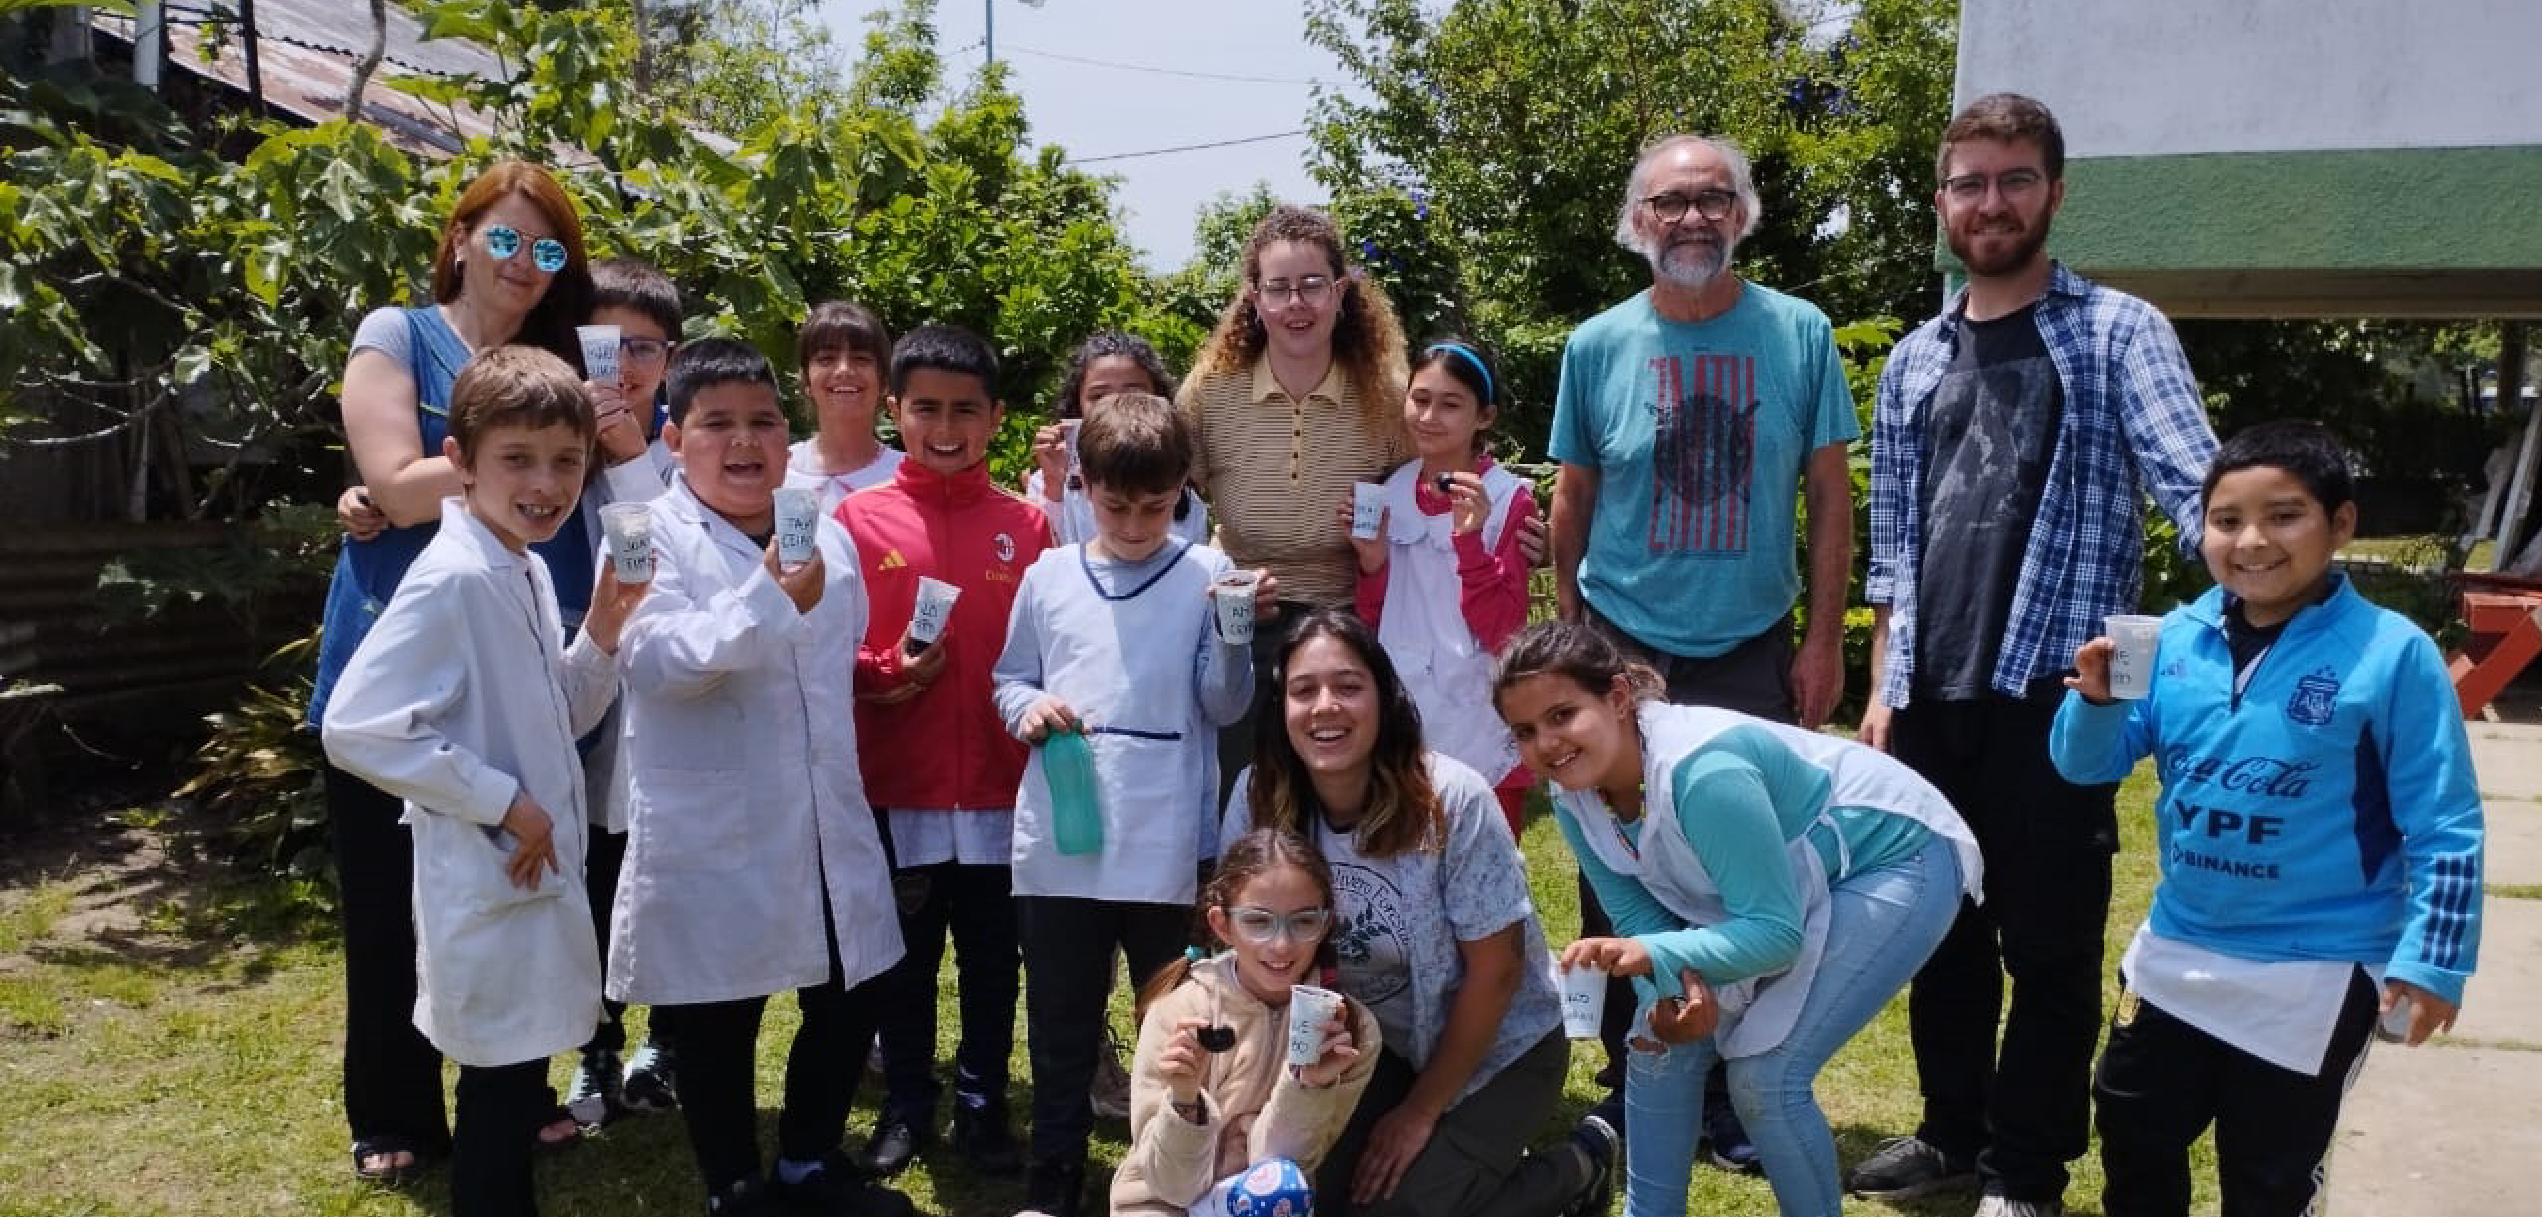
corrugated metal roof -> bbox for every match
[95,0,507,156]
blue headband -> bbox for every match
[1424,343,1494,404]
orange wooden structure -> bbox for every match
[2451,575,2542,717]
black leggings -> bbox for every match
[452,1059,549,1217]
[325,760,450,1152]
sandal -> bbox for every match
[351,1135,425,1187]
[533,1086,584,1152]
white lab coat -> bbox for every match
[607,480,905,1006]
[321,498,618,1068]
[581,439,677,832]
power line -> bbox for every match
[1064,128,1308,165]
[1001,44,1323,87]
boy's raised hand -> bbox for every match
[588,379,650,465]
[582,561,649,655]
[896,627,949,692]
[764,541,825,614]
[2383,979,2459,1047]
[1298,1010,1361,1089]
[1158,1016,1210,1106]
[2065,637,2117,703]
[497,790,560,889]
[1017,696,1084,744]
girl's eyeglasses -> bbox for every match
[480,224,569,274]
[1227,906,1332,944]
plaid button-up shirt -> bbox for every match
[1868,263,2217,708]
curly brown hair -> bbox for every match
[1191,204,1407,436]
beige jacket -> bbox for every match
[1111,955,1382,1216]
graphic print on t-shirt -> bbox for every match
[1326,859,1412,1010]
[1646,354,1758,558]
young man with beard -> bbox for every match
[1546,132,1859,1172]
[1845,93,2218,1217]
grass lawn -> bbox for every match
[0,763,2197,1217]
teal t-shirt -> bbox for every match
[1549,283,1859,657]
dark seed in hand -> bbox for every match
[1197,1025,1237,1053]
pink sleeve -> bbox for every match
[1454,486,1536,652]
[1354,561,1388,627]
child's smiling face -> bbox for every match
[2201,463,2354,627]
[892,367,1002,475]
[450,421,589,554]
[1205,862,1333,1005]
[666,380,790,535]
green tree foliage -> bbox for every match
[1300,0,1958,438]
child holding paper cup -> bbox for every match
[1028,332,1212,550]
[990,392,1265,1217]
[1114,828,1379,1217]
[1347,337,1540,836]
[2050,421,2483,1217]
[607,338,916,1216]
[838,325,1055,1184]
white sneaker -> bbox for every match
[1973,1189,2063,1217]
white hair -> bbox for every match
[1611,134,1764,255]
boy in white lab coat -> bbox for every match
[990,392,1268,1217]
[608,338,913,1217]
[322,345,647,1217]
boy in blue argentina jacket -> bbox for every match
[2049,420,2481,1217]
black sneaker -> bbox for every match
[707,1177,780,1216]
[860,1114,929,1178]
[623,1040,679,1112]
[1566,1111,1620,1217]
[567,1048,623,1129]
[770,1154,917,1217]
[1018,1155,1087,1217]
[1843,1135,1976,1198]
[949,1098,1022,1177]
[1699,1095,1760,1175]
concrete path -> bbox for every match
[2327,721,2542,1214]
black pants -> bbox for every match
[657,893,886,1194]
[1017,895,1191,1166]
[325,760,451,1154]
[452,1058,548,1217]
[875,859,1019,1123]
[1217,599,1317,808]
[1892,693,2117,1203]
[582,825,629,1055]
[2097,969,2379,1217]
[1578,608,1796,1100]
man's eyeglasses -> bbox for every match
[480,224,569,273]
[620,338,671,366]
[1227,906,1333,944]
[1941,169,2047,204]
[1254,276,1334,307]
[1642,190,1738,224]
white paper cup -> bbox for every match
[1212,570,1261,645]
[1285,984,1344,1069]
[575,324,620,383]
[772,486,820,572]
[2376,992,2414,1044]
[1560,961,1608,1039]
[2104,614,2163,700]
[1350,482,1384,541]
[909,576,961,647]
[598,502,653,583]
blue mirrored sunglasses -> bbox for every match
[480,224,569,273]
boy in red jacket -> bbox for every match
[838,324,1054,1181]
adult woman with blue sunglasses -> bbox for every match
[311,158,596,1187]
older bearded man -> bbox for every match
[1545,132,1862,1172]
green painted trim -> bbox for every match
[2044,146,2542,272]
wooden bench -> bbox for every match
[2451,576,2542,718]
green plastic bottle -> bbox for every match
[1042,729,1105,856]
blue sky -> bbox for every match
[821,0,1335,271]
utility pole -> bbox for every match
[984,0,994,64]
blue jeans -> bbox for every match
[1623,841,1963,1217]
